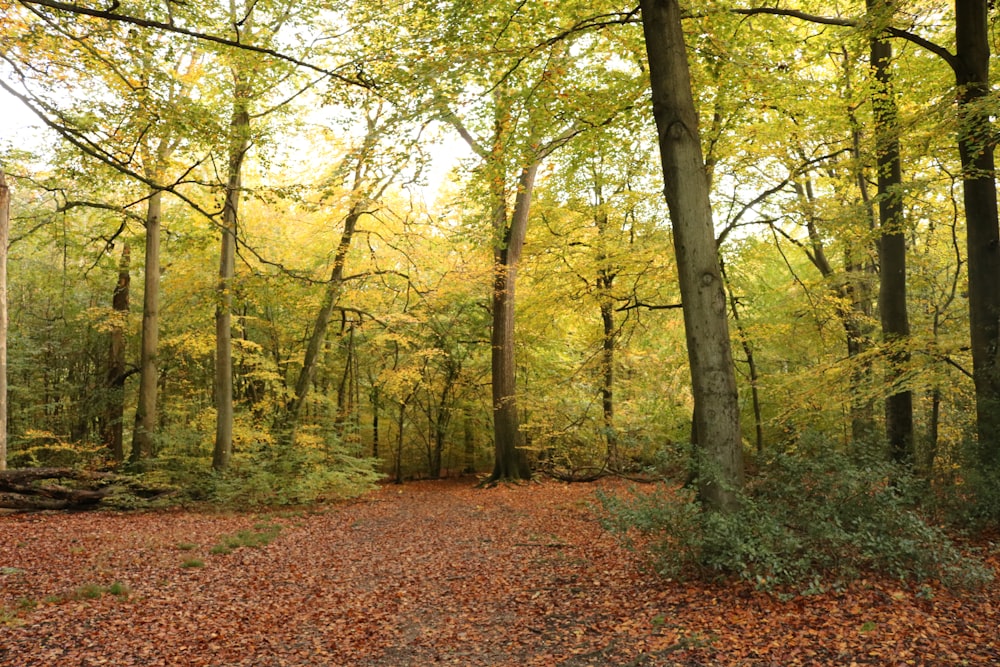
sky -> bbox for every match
[1,88,50,161]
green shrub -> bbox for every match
[7,430,105,468]
[598,448,992,591]
[927,438,1000,528]
[210,429,381,507]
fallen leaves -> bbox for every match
[0,478,998,666]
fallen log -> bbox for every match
[0,467,168,510]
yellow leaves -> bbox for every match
[80,306,133,334]
[163,330,215,358]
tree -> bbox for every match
[281,100,420,440]
[103,243,129,463]
[211,72,249,472]
[954,0,1000,465]
[735,0,1000,473]
[0,171,7,471]
[867,0,914,464]
[639,0,744,510]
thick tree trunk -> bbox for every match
[130,190,162,464]
[868,0,914,465]
[104,244,130,463]
[0,468,171,510]
[640,0,744,511]
[488,164,538,482]
[0,469,111,510]
[955,0,1000,465]
[213,92,250,472]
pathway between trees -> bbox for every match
[1,478,998,665]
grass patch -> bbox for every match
[0,608,21,627]
[176,542,198,551]
[210,523,282,555]
[181,559,205,568]
[106,581,130,596]
[70,582,131,601]
[74,583,105,600]
[15,582,132,613]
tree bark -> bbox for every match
[955,0,1000,466]
[868,0,914,465]
[213,87,250,472]
[488,164,538,482]
[640,0,744,511]
[104,243,130,463]
[130,190,162,464]
[594,198,620,466]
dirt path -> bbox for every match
[1,478,998,666]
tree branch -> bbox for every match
[729,6,957,70]
[17,0,374,87]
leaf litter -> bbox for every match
[1,478,998,666]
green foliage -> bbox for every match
[7,431,106,469]
[180,559,205,568]
[211,429,381,507]
[598,446,992,591]
[929,441,1000,527]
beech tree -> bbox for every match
[640,0,743,510]
[954,0,1000,465]
[867,0,914,463]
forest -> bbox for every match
[2,0,1000,579]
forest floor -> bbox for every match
[0,477,998,666]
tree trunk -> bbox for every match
[370,381,380,459]
[104,243,130,463]
[488,164,538,482]
[722,262,764,454]
[868,0,914,465]
[213,90,250,472]
[792,175,877,444]
[955,0,1000,466]
[283,203,364,439]
[333,326,354,437]
[640,0,744,511]
[595,201,619,466]
[0,172,7,471]
[599,297,618,462]
[130,190,162,464]
[394,400,406,484]
[463,406,476,474]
